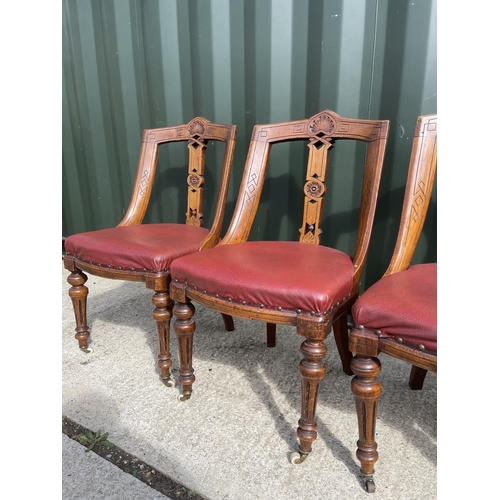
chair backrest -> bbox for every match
[220,109,389,288]
[118,117,237,248]
[384,114,437,277]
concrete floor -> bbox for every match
[62,261,437,499]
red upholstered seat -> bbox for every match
[64,223,209,273]
[171,241,354,315]
[352,263,437,351]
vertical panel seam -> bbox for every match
[367,0,379,120]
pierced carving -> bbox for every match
[309,114,335,136]
[186,208,203,226]
[185,128,206,227]
[299,140,330,244]
[188,120,206,137]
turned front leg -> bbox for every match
[293,338,327,463]
[351,355,382,493]
[67,269,91,353]
[173,299,196,401]
[152,291,174,387]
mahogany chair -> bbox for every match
[63,117,237,387]
[169,110,389,464]
[349,114,437,492]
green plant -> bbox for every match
[77,429,113,452]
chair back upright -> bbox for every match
[385,115,437,276]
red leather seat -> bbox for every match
[65,224,210,273]
[352,263,437,351]
[172,241,354,314]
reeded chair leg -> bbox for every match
[291,338,327,464]
[67,269,92,353]
[153,291,175,387]
[333,313,354,375]
[173,299,196,401]
[351,354,382,493]
[408,365,427,390]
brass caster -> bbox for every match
[162,377,176,388]
[364,478,376,493]
[290,451,309,465]
[79,346,93,354]
[178,392,191,402]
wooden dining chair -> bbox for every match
[349,114,437,492]
[63,117,237,387]
[169,110,389,464]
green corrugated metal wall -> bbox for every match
[62,0,437,289]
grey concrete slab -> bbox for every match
[62,261,437,499]
[62,434,172,500]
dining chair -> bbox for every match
[349,114,437,492]
[169,109,389,464]
[63,117,237,387]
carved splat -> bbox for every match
[186,121,208,227]
[299,114,335,244]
